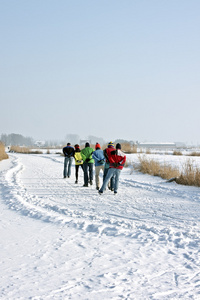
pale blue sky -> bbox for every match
[1,0,200,144]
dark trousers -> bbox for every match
[83,162,94,185]
[75,164,83,181]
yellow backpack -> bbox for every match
[74,152,83,165]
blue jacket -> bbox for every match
[92,149,105,166]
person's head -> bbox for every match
[67,143,71,146]
[108,141,114,148]
[95,143,101,150]
[75,144,80,152]
[116,143,121,150]
[85,142,90,148]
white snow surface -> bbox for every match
[0,153,200,299]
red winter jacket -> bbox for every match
[103,146,115,163]
[107,149,126,170]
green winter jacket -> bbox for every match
[81,147,94,163]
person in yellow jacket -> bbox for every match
[74,144,83,184]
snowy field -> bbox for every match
[0,152,200,299]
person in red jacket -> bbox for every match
[103,141,115,190]
[98,143,126,195]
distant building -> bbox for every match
[137,142,176,149]
[35,141,45,147]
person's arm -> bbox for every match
[81,150,86,162]
[117,150,126,166]
[103,149,109,162]
[63,147,66,156]
[92,152,98,161]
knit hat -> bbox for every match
[95,143,101,149]
[74,144,80,149]
[108,141,114,148]
[85,142,90,147]
[116,143,121,149]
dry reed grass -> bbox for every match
[189,152,200,157]
[136,156,179,179]
[10,146,43,154]
[135,155,200,187]
[0,142,9,161]
[132,145,138,153]
[146,148,151,154]
[120,143,137,153]
[139,148,143,153]
[10,146,30,153]
[176,160,200,187]
[120,143,132,153]
[173,150,183,156]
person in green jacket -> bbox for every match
[81,142,94,187]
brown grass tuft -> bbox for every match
[136,155,179,179]
[176,159,200,187]
[173,150,182,156]
[146,148,151,154]
[0,142,9,161]
[121,143,137,153]
[120,143,132,153]
[189,152,200,157]
[9,146,42,154]
[159,163,180,180]
[10,146,30,153]
[135,156,200,187]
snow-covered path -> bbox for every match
[0,153,200,299]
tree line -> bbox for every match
[1,133,34,146]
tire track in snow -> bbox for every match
[0,154,140,236]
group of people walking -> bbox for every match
[62,141,126,194]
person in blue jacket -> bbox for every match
[62,143,75,178]
[92,143,105,190]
